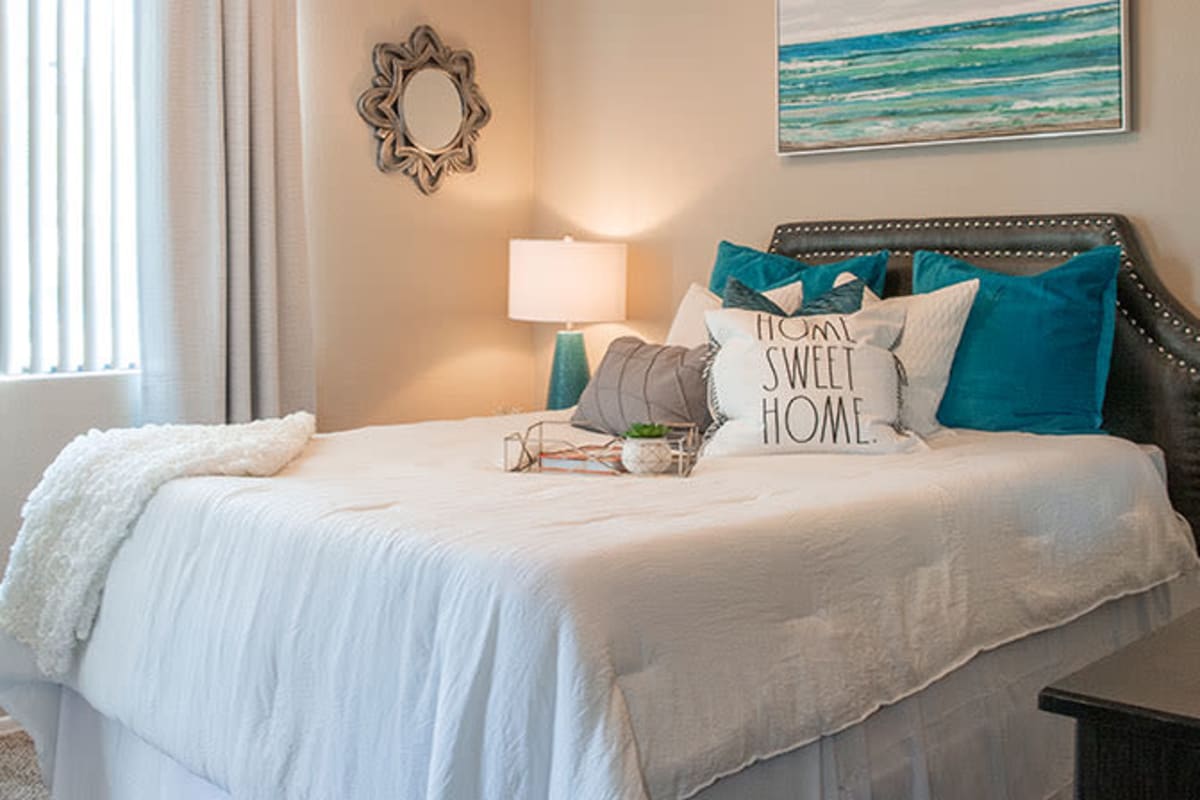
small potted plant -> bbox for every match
[621,423,674,475]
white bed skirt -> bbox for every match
[31,574,1200,800]
[50,691,228,800]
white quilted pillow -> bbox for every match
[860,279,980,435]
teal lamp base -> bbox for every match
[547,330,590,410]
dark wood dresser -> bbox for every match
[1038,608,1200,800]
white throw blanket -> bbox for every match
[0,412,315,677]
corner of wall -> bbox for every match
[298,0,539,430]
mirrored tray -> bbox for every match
[504,421,699,477]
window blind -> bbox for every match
[0,0,139,376]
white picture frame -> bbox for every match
[776,0,1130,155]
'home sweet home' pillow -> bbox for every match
[667,272,870,348]
[704,305,922,456]
[665,275,817,348]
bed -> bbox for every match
[2,213,1199,800]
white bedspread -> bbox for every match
[56,412,1198,800]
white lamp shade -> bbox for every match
[508,238,627,323]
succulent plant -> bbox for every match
[624,422,670,439]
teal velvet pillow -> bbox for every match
[801,278,868,315]
[912,246,1120,434]
[708,241,888,299]
[723,277,868,316]
[722,277,791,315]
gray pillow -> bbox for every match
[571,337,712,436]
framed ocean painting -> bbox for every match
[777,1,1129,154]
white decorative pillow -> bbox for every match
[666,284,721,347]
[832,271,861,289]
[760,276,806,315]
[859,280,980,435]
[704,305,922,456]
[666,276,813,348]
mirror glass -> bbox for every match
[403,68,464,151]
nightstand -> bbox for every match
[1038,608,1200,799]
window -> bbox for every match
[0,0,139,377]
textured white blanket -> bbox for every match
[61,412,1198,800]
[0,412,315,677]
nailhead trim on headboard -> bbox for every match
[767,213,1200,547]
[770,215,1200,380]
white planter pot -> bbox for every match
[621,437,673,475]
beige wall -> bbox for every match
[298,0,537,432]
[530,0,1200,388]
[297,1,1200,425]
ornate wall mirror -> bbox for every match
[357,26,491,195]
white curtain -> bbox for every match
[135,0,314,425]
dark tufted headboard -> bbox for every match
[769,214,1200,544]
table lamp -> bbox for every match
[509,237,627,410]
